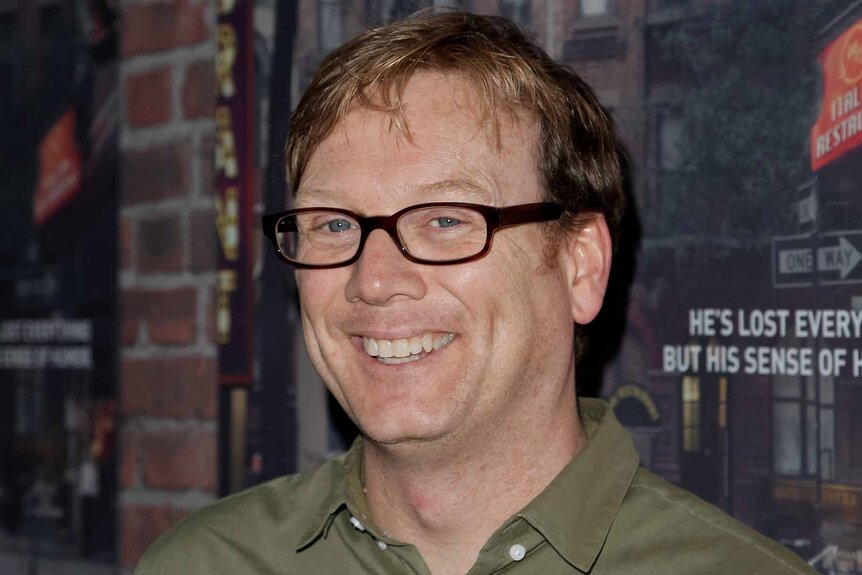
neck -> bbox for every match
[361,388,585,575]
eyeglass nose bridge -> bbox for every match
[353,212,411,263]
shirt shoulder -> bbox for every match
[134,457,345,575]
[605,467,816,575]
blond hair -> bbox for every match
[286,11,625,248]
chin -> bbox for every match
[355,409,453,447]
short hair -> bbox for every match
[285,10,625,250]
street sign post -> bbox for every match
[797,180,817,227]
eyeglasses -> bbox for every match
[261,202,566,269]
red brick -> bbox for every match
[121,0,211,58]
[120,505,189,568]
[140,427,216,491]
[138,214,184,273]
[190,209,216,272]
[121,356,217,419]
[199,133,215,198]
[123,319,139,346]
[122,139,193,205]
[119,428,140,488]
[126,67,172,128]
[150,318,195,345]
[123,286,198,344]
[182,59,215,119]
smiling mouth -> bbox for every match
[362,333,455,365]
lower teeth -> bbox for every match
[378,354,423,365]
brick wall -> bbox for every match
[118,0,217,569]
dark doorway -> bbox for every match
[680,375,731,510]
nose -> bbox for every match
[344,229,427,305]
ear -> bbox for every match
[559,213,612,325]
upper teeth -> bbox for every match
[363,333,454,358]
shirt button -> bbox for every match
[377,540,388,551]
[509,544,526,561]
[349,516,365,532]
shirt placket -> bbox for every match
[333,508,432,574]
[465,517,546,575]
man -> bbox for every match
[137,12,816,575]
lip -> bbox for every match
[350,329,452,340]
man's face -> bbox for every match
[295,73,580,448]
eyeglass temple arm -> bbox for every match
[497,203,565,227]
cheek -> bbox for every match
[453,252,547,345]
[495,257,570,344]
[297,305,325,380]
[296,272,346,358]
[297,270,345,313]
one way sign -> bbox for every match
[772,231,862,288]
[817,231,862,284]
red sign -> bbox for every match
[33,109,82,226]
[811,18,862,171]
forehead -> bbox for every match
[296,72,542,208]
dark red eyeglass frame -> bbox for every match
[261,202,566,269]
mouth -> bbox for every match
[361,333,455,365]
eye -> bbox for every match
[326,218,355,233]
[431,216,461,228]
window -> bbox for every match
[658,113,684,171]
[772,369,835,479]
[835,381,862,481]
[15,372,45,435]
[377,0,431,22]
[682,376,700,452]
[580,0,611,17]
[773,398,801,475]
[654,0,689,8]
[432,0,463,10]
[501,0,531,27]
[319,0,343,51]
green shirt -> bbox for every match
[136,398,815,574]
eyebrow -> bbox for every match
[413,179,493,203]
[294,178,495,210]
[293,187,345,207]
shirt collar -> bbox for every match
[517,397,640,572]
[295,398,640,571]
[295,438,365,550]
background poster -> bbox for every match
[0,0,119,570]
[269,1,862,572]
